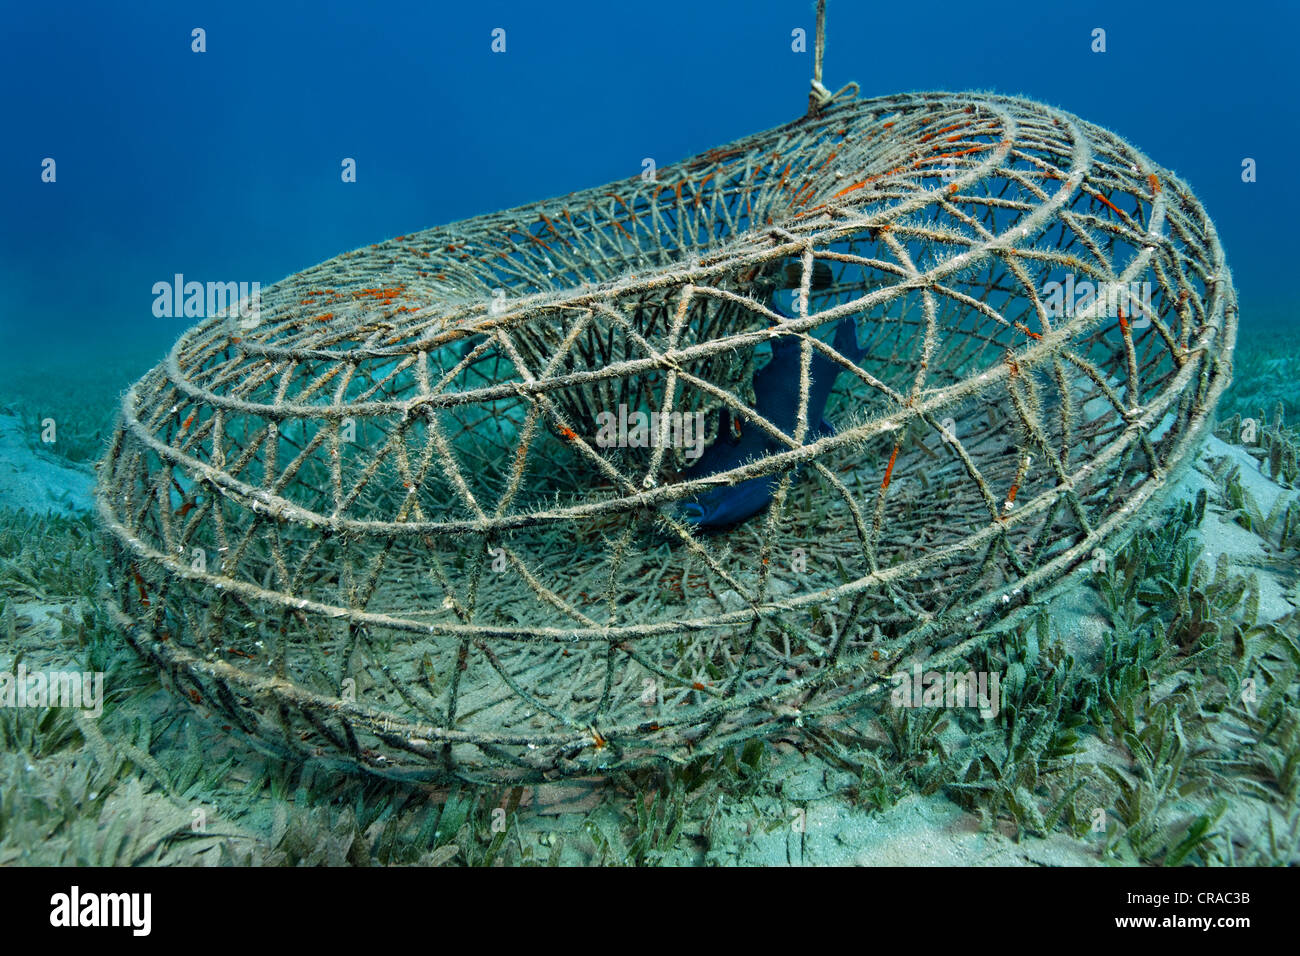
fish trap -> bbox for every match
[97,91,1236,783]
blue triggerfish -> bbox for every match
[678,261,865,530]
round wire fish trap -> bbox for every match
[97,91,1236,783]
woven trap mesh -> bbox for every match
[97,91,1236,783]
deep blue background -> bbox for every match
[1,0,1294,369]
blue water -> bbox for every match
[1,0,1295,372]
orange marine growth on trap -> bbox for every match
[130,565,150,607]
[881,443,900,490]
[1092,191,1125,218]
[354,285,405,302]
[1003,480,1021,510]
[918,122,964,143]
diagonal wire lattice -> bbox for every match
[96,91,1236,783]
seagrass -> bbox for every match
[96,90,1236,783]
